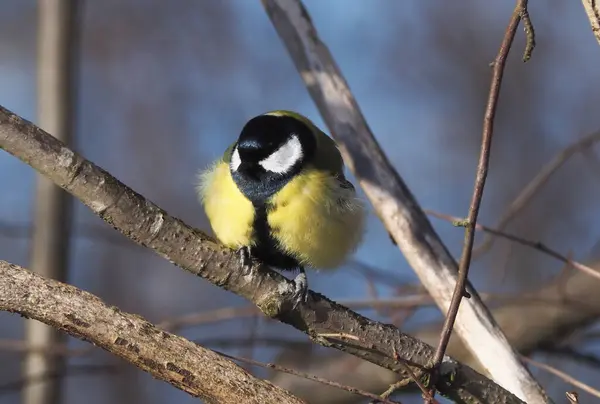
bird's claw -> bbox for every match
[238,246,253,275]
[291,269,308,310]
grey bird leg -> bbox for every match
[238,246,253,275]
[291,266,308,309]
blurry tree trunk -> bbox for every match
[23,1,79,404]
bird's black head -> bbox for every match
[230,113,317,203]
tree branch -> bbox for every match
[215,350,402,404]
[581,0,600,46]
[522,356,600,400]
[272,261,600,403]
[0,103,522,402]
[431,1,535,400]
[260,0,547,402]
[0,260,305,404]
[473,129,600,258]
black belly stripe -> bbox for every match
[251,201,300,270]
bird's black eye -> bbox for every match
[237,113,317,170]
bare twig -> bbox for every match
[520,6,536,62]
[0,105,527,404]
[540,346,600,371]
[426,210,600,281]
[372,378,412,403]
[0,220,137,249]
[0,260,306,404]
[0,365,116,397]
[158,306,259,331]
[581,0,600,46]
[523,356,600,399]
[215,350,401,404]
[260,0,546,402]
[0,339,87,356]
[0,336,311,356]
[430,4,536,401]
[473,129,600,257]
[390,347,437,403]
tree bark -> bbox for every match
[1,260,306,404]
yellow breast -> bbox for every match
[198,161,255,248]
[268,169,365,269]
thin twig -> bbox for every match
[372,378,412,403]
[0,337,312,355]
[0,339,87,356]
[158,305,259,331]
[520,6,535,62]
[523,356,600,399]
[429,0,532,400]
[426,209,600,281]
[393,347,438,403]
[372,346,440,404]
[473,129,600,258]
[215,350,402,404]
[0,365,117,396]
[541,346,600,371]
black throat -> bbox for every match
[232,170,301,270]
[251,201,301,270]
[230,114,317,270]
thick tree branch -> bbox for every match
[0,260,305,404]
[0,105,522,403]
[581,0,600,46]
[261,0,547,402]
[273,262,600,403]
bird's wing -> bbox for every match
[312,128,347,177]
[222,141,236,164]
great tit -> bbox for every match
[198,110,365,307]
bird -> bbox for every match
[197,110,365,308]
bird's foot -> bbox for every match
[290,268,308,310]
[237,246,253,276]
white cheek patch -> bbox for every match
[230,147,241,172]
[259,135,303,174]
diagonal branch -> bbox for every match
[427,209,600,281]
[473,129,600,257]
[271,261,600,403]
[260,0,548,402]
[581,0,600,46]
[0,104,522,403]
[431,1,536,400]
[0,260,305,404]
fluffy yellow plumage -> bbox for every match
[198,160,254,248]
[198,110,365,306]
[200,160,364,269]
[268,168,363,268]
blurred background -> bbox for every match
[1,0,600,403]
